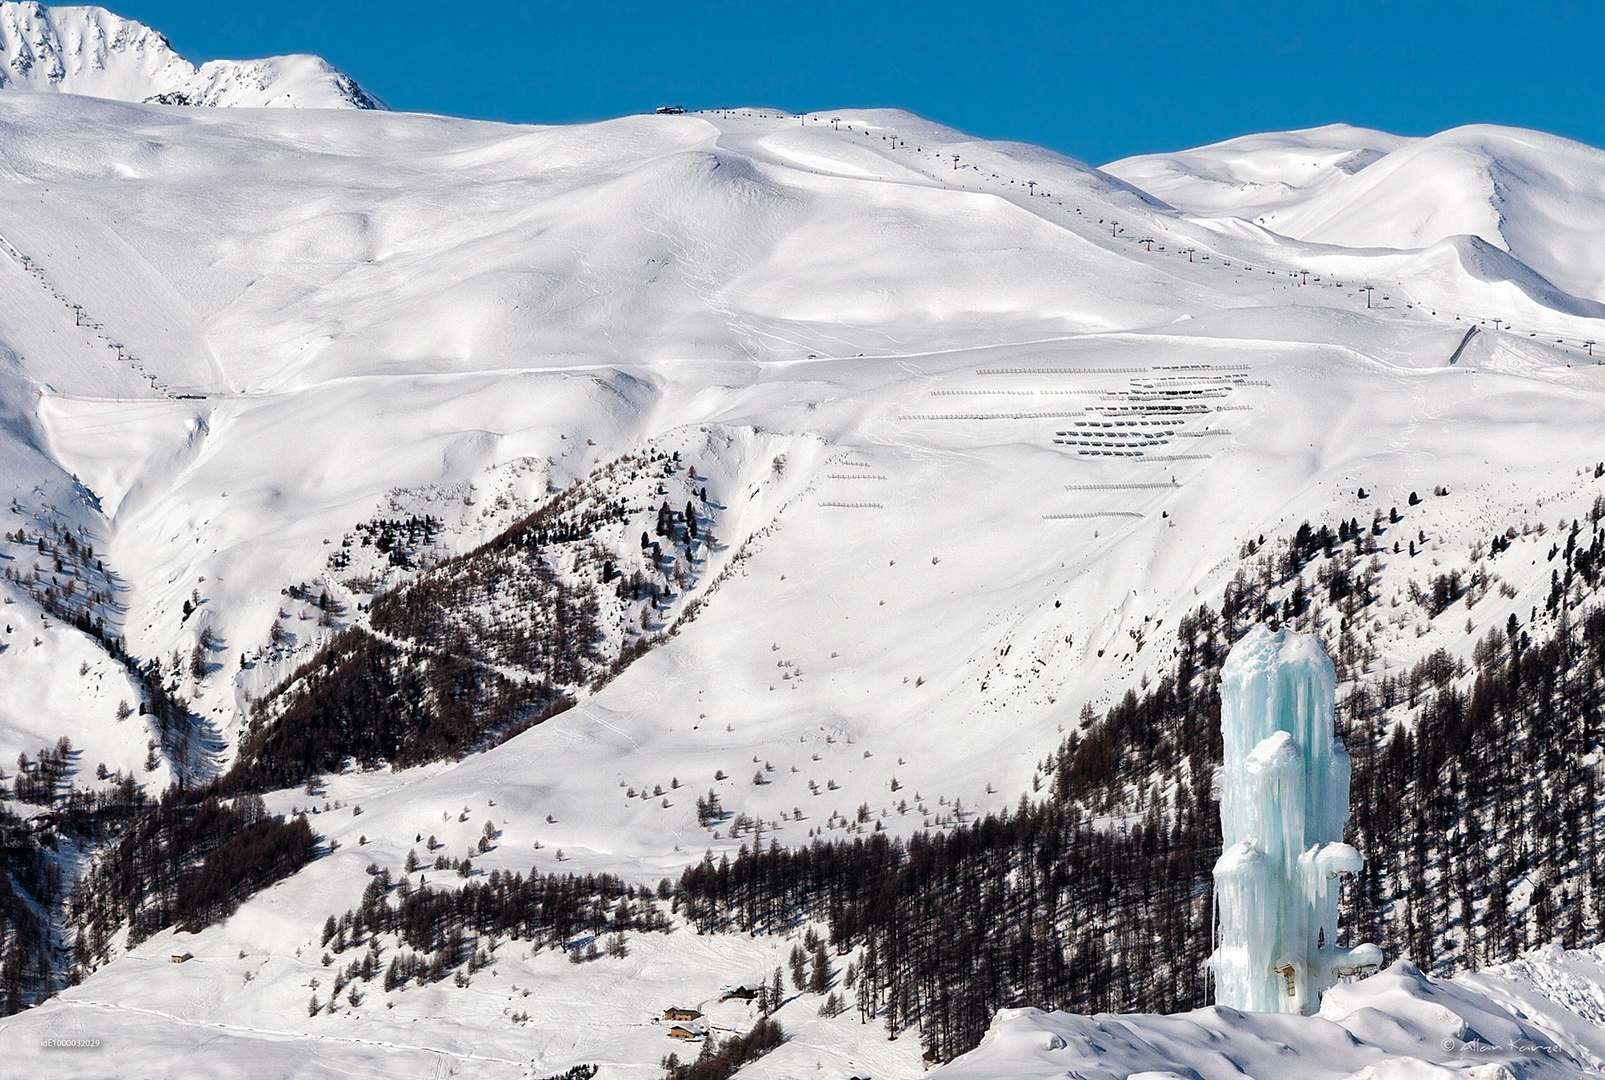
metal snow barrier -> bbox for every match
[977,366,1148,375]
[929,389,1038,396]
[900,411,1085,420]
[1064,483,1179,491]
[1095,404,1213,415]
[1069,418,1179,427]
[1056,440,1172,448]
[977,363,1247,376]
[1042,511,1144,519]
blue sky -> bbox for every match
[119,1,1603,164]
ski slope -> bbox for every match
[3,15,1605,1074]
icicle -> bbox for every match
[1208,626,1380,1014]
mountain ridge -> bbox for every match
[0,1,381,108]
[1107,120,1605,307]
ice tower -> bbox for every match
[1208,626,1381,1014]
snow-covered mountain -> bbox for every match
[1107,122,1605,310]
[0,2,380,108]
[1,44,1605,1079]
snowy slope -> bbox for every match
[1108,123,1605,308]
[1,85,1605,1077]
[0,2,380,108]
[1103,123,1411,219]
[0,93,1596,800]
[938,950,1605,1080]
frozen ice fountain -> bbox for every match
[1208,626,1381,1014]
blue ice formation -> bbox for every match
[1208,626,1382,1014]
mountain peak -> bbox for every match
[0,2,381,109]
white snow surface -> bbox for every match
[0,85,1604,1077]
[941,950,1605,1080]
[1107,123,1605,309]
[0,2,379,108]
